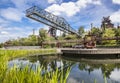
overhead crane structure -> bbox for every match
[26,6,79,36]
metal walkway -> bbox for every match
[26,6,79,35]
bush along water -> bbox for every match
[0,49,70,83]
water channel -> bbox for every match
[8,54,120,83]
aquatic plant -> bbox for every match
[2,65,70,83]
[0,49,70,83]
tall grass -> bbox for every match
[0,49,57,59]
[0,49,70,83]
[2,65,70,83]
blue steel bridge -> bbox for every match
[26,6,79,37]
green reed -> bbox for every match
[0,49,57,58]
[0,49,70,83]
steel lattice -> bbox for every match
[26,6,79,36]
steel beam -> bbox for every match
[26,6,79,36]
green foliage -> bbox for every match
[58,36,64,40]
[0,49,57,59]
[64,34,77,40]
[28,35,38,45]
[78,26,85,37]
[102,29,116,46]
[4,35,39,46]
[115,28,120,36]
[39,28,47,44]
[2,64,70,83]
[115,28,120,45]
[45,36,55,41]
[0,49,70,83]
[0,43,4,48]
[91,27,102,37]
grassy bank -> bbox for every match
[0,49,70,83]
[0,48,57,59]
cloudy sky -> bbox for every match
[0,0,120,43]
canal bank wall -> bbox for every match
[61,48,120,58]
[61,48,120,54]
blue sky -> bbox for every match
[0,0,120,43]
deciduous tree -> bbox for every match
[102,29,116,46]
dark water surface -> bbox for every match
[8,55,120,83]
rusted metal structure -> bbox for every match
[83,35,96,49]
[101,16,114,30]
[48,27,56,38]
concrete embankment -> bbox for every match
[61,48,120,58]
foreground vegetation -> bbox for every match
[0,49,70,83]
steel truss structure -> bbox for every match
[26,6,79,36]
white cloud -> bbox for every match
[46,2,80,16]
[110,9,120,23]
[61,2,80,17]
[92,0,101,5]
[0,31,9,35]
[0,7,24,22]
[46,0,101,17]
[48,0,56,4]
[112,0,120,4]
[67,77,79,83]
[48,0,63,4]
[45,4,63,15]
[110,69,120,82]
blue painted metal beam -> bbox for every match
[26,6,79,36]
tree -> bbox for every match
[78,26,85,38]
[91,27,102,37]
[12,39,19,46]
[28,35,38,46]
[102,29,116,46]
[64,34,76,40]
[115,28,120,45]
[0,43,4,48]
[39,28,47,45]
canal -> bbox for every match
[8,54,120,83]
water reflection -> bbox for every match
[9,55,74,74]
[64,57,120,83]
[8,55,120,83]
